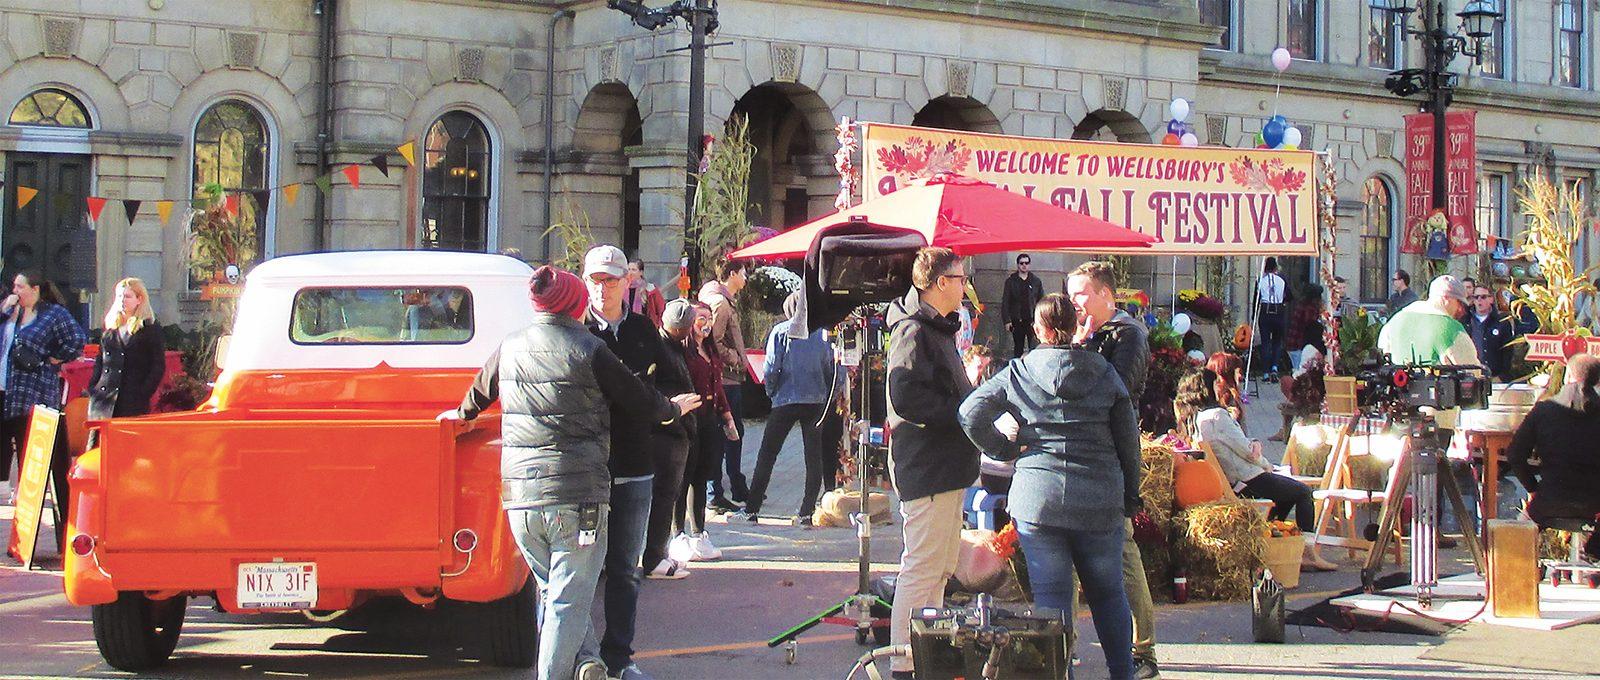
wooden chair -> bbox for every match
[1307,419,1402,564]
[1196,441,1275,519]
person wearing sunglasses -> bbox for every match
[1001,253,1045,359]
[1464,284,1516,381]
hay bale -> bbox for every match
[1295,442,1392,491]
[1139,440,1178,530]
[1175,500,1267,601]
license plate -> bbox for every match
[237,562,317,610]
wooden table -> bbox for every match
[1461,428,1516,553]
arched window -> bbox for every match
[191,100,270,287]
[8,88,91,128]
[421,111,492,252]
[1359,177,1395,304]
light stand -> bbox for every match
[767,308,892,656]
[1360,406,1486,607]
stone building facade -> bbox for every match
[0,0,1594,333]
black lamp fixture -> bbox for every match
[1373,0,1504,233]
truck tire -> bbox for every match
[486,577,537,667]
[91,592,186,671]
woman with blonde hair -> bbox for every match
[88,278,166,424]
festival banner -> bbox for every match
[860,123,1318,255]
[10,406,61,570]
[1401,110,1477,255]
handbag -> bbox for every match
[9,315,44,371]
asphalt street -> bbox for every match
[1,383,1596,679]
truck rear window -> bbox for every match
[290,287,474,345]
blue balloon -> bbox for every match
[1262,118,1287,148]
[1168,120,1184,135]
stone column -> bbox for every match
[628,146,690,295]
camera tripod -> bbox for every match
[1360,407,1486,607]
[767,310,892,660]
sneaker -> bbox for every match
[795,515,814,528]
[611,663,654,680]
[708,497,741,514]
[575,658,608,680]
[646,558,690,580]
[733,509,759,522]
[691,532,723,561]
[667,534,697,564]
[1134,657,1161,679]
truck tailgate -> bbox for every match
[100,418,451,553]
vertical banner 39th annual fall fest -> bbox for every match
[861,123,1319,256]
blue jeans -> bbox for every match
[1259,307,1286,374]
[583,478,653,671]
[1016,519,1134,680]
[709,382,750,502]
[508,504,610,680]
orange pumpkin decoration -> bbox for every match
[1174,455,1229,508]
[1232,324,1253,351]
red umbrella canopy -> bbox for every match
[730,174,1153,259]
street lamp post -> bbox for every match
[605,0,720,282]
[1377,0,1501,220]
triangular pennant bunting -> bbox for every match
[16,186,37,209]
[397,141,416,167]
[156,200,174,225]
[283,183,301,207]
[341,165,362,189]
[122,199,142,225]
[314,175,332,195]
[86,196,108,222]
[250,190,272,213]
[224,193,240,217]
[369,155,390,177]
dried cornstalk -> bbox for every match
[1512,172,1600,389]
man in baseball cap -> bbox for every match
[585,244,629,280]
[1378,274,1479,367]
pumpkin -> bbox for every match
[1232,324,1253,351]
[1174,455,1229,508]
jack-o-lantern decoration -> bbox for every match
[1232,324,1253,352]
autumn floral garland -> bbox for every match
[1317,152,1341,375]
[834,117,859,211]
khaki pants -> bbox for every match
[890,488,965,673]
[1069,518,1157,662]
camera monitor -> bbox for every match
[801,223,926,332]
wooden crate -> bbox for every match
[1487,519,1541,619]
[1325,376,1358,416]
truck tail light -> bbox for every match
[452,529,478,553]
[71,534,95,557]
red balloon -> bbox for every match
[1257,144,1270,149]
[1162,133,1181,146]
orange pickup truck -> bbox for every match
[63,251,537,671]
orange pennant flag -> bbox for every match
[86,196,108,222]
[16,186,38,209]
[397,141,416,167]
[341,165,361,189]
[283,183,301,207]
[156,200,174,225]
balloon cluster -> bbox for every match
[1255,47,1303,151]
[1162,98,1199,147]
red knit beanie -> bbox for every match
[530,266,587,321]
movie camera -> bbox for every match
[1357,361,1491,413]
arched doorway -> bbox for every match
[912,96,1002,133]
[571,83,644,254]
[730,83,834,229]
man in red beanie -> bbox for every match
[443,265,701,680]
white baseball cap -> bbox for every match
[583,245,627,279]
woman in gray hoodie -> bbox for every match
[959,294,1140,680]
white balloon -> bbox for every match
[1187,350,1207,364]
[1271,47,1293,72]
[1283,126,1303,149]
[1172,313,1192,336]
[1180,132,1200,147]
[1169,98,1190,123]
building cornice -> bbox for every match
[1200,52,1600,122]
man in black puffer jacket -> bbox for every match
[447,266,697,680]
[885,246,977,680]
